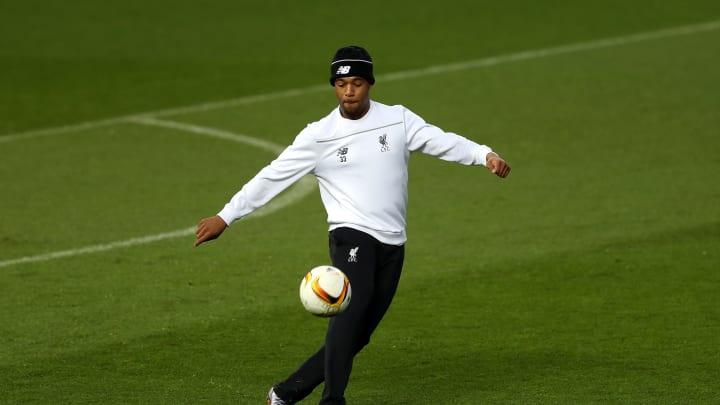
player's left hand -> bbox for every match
[486,154,511,178]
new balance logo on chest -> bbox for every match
[337,147,348,163]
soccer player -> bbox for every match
[194,45,511,405]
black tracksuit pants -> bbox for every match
[275,227,405,404]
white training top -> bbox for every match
[217,100,493,245]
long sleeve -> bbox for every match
[403,107,492,166]
[217,130,317,226]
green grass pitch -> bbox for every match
[1,1,719,403]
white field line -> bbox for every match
[0,228,196,268]
[128,116,284,154]
[0,118,317,268]
[380,19,720,81]
[1,18,718,144]
[127,117,318,220]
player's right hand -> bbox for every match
[194,215,228,246]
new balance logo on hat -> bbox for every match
[329,46,376,86]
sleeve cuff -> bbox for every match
[216,208,235,227]
[477,145,494,166]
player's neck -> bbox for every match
[339,100,371,120]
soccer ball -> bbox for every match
[299,265,352,317]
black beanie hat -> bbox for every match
[329,45,375,86]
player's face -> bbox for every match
[334,76,372,120]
